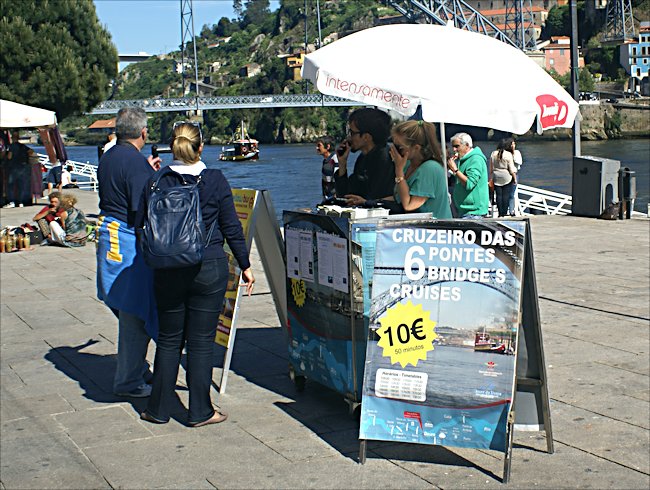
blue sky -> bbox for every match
[94,0,280,57]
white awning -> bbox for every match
[0,99,58,129]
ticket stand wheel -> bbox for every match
[288,364,306,392]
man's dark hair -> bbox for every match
[348,108,392,147]
[316,135,335,150]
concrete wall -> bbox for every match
[528,102,650,140]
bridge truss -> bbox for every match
[89,94,364,115]
[384,0,536,51]
[603,0,636,43]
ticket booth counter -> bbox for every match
[282,208,427,411]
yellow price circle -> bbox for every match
[377,301,437,368]
[290,279,306,307]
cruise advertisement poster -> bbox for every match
[359,220,526,452]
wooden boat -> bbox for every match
[219,121,259,162]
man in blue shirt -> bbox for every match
[96,107,161,397]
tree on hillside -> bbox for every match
[0,0,118,119]
[242,0,270,27]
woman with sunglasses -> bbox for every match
[139,122,254,428]
[385,120,452,218]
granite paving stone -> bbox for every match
[1,194,648,489]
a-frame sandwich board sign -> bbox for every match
[216,190,287,394]
[357,218,552,484]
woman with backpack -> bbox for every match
[138,122,255,427]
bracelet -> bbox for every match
[454,169,460,175]
[395,176,404,184]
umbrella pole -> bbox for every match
[569,0,581,157]
[440,122,447,162]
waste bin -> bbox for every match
[618,167,637,219]
[572,156,620,217]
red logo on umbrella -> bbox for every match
[536,94,569,129]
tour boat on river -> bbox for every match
[219,121,259,162]
[474,330,507,354]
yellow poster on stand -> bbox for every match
[215,189,258,347]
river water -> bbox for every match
[34,138,649,216]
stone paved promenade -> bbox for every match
[1,189,648,489]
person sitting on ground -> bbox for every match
[316,135,338,199]
[335,108,395,204]
[383,120,452,217]
[33,191,67,243]
[61,165,79,189]
[56,193,89,247]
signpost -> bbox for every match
[358,219,551,483]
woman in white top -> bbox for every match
[489,138,518,218]
[508,140,522,216]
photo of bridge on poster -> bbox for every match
[357,219,551,482]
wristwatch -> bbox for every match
[395,176,404,184]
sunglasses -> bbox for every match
[173,120,203,143]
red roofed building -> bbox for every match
[88,118,116,131]
[541,36,584,75]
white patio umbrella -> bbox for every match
[302,24,579,135]
[0,99,57,129]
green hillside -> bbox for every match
[110,0,395,144]
[78,0,648,144]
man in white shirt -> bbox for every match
[103,132,117,153]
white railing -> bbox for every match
[489,184,572,217]
[515,184,572,216]
[38,154,98,191]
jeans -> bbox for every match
[146,258,228,425]
[495,181,515,218]
[508,183,518,215]
[113,311,151,393]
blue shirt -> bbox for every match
[98,141,154,226]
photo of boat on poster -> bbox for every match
[359,219,526,452]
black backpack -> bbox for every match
[141,169,215,269]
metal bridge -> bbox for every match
[91,0,540,115]
[89,94,364,114]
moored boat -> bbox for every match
[219,121,259,162]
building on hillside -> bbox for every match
[463,1,567,9]
[619,21,650,83]
[174,60,192,74]
[540,36,584,75]
[88,118,116,134]
[285,53,305,81]
[239,63,261,78]
[187,80,218,96]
